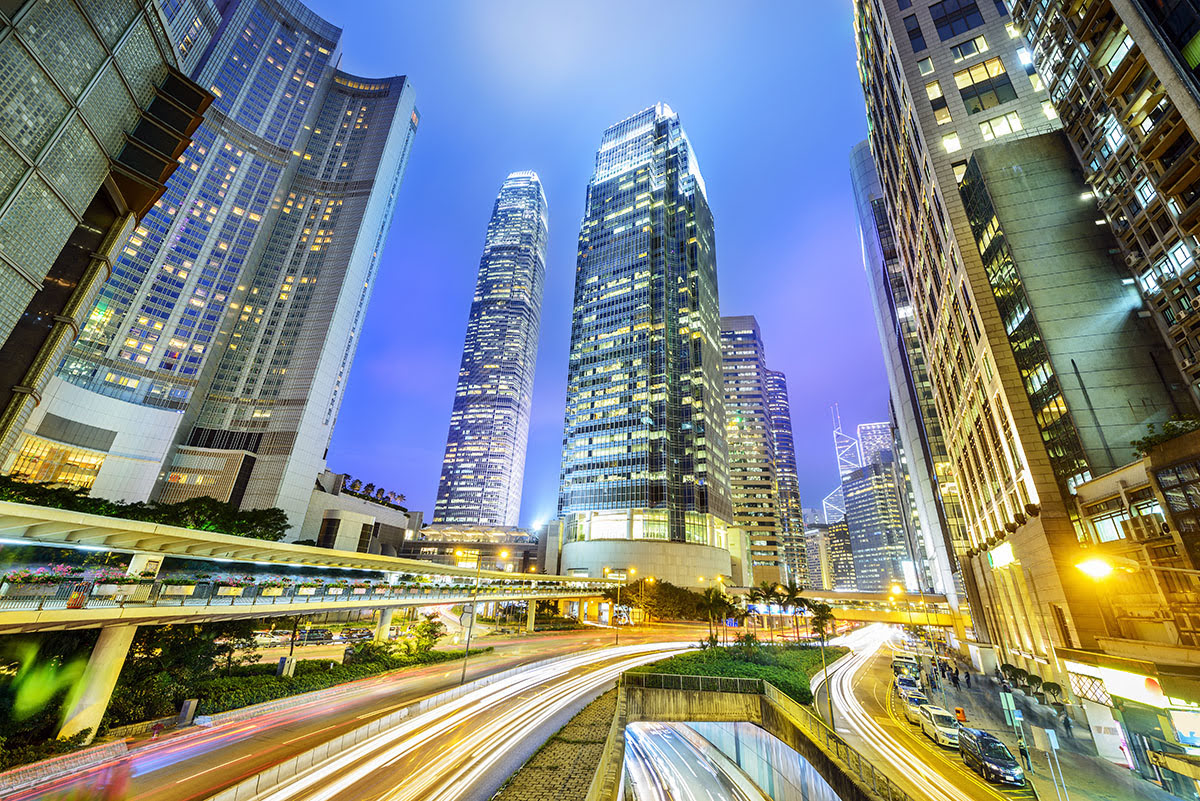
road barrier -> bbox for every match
[201,652,578,801]
[0,739,128,795]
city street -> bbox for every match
[12,626,702,801]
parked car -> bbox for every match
[891,652,920,677]
[918,705,960,747]
[894,674,922,699]
[959,727,1025,785]
[901,692,929,723]
[296,628,332,644]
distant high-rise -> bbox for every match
[766,370,805,584]
[558,104,732,587]
[6,0,419,534]
[434,172,548,527]
[721,316,782,583]
[842,451,910,592]
[0,1,214,465]
[826,520,856,591]
[856,421,892,468]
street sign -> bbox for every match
[1032,727,1060,751]
[1014,709,1024,721]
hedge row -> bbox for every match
[194,648,490,715]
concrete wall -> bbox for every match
[560,539,732,589]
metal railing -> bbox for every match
[762,682,917,801]
[621,672,765,695]
[0,580,586,612]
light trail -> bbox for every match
[814,624,984,801]
[624,723,771,801]
[254,642,693,801]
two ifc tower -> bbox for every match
[433,103,760,588]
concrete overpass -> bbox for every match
[0,500,616,741]
[797,589,960,629]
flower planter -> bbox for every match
[326,587,345,596]
[261,587,285,597]
[374,587,391,595]
[351,588,368,595]
[91,584,123,596]
[298,586,318,596]
[162,584,196,596]
[216,586,245,597]
[3,582,60,597]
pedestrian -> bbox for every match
[951,671,961,690]
[965,671,971,689]
[1061,710,1074,739]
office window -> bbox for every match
[927,81,953,124]
[899,0,912,7]
[943,131,963,152]
[951,35,989,62]
[953,161,969,183]
[930,0,985,41]
[955,56,1017,113]
[979,111,1023,140]
[918,57,935,75]
[994,0,1007,15]
[904,15,927,52]
[1042,100,1058,120]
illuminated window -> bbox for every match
[943,132,963,153]
[979,111,1023,140]
[918,57,935,76]
[950,35,989,63]
[9,436,105,490]
[955,57,1017,114]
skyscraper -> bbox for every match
[0,0,214,465]
[5,0,419,533]
[434,171,549,527]
[558,104,732,587]
[842,449,910,592]
[851,138,966,604]
[766,369,806,584]
[721,316,783,583]
[856,421,893,468]
[854,0,1189,676]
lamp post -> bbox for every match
[641,576,655,624]
[1077,555,1200,579]
[604,566,633,645]
[458,548,507,685]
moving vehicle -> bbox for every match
[894,674,922,699]
[296,628,333,644]
[918,705,960,747]
[959,727,1025,785]
[892,651,920,677]
[901,692,929,723]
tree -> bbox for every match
[375,487,386,501]
[810,602,836,725]
[779,580,808,643]
[395,493,407,505]
[349,479,363,492]
[363,483,376,496]
[411,614,446,654]
[697,587,727,639]
[752,581,781,642]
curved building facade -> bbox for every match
[557,104,732,588]
[5,0,418,533]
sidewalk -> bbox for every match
[930,670,1181,801]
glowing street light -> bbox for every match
[459,548,508,685]
[1077,554,1200,579]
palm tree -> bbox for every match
[349,478,362,492]
[780,581,807,643]
[811,601,837,724]
[698,586,726,641]
[754,580,781,643]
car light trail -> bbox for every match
[254,642,693,801]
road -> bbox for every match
[624,722,770,801]
[811,625,1033,801]
[251,643,691,801]
[16,625,704,801]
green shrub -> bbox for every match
[628,644,844,706]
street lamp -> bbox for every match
[1077,554,1200,579]
[458,548,507,685]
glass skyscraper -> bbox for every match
[5,0,419,533]
[434,171,549,527]
[557,104,732,587]
[765,369,805,584]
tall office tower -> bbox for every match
[6,0,419,534]
[0,0,214,466]
[720,317,783,583]
[558,104,732,588]
[766,369,806,584]
[854,0,1188,676]
[802,506,825,525]
[821,486,846,523]
[804,521,832,589]
[842,449,911,592]
[1013,3,1200,784]
[851,139,967,605]
[832,406,861,480]
[827,520,858,591]
[1014,0,1200,407]
[856,421,893,467]
[433,172,549,527]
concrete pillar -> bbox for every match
[526,602,536,633]
[59,625,137,742]
[126,553,162,578]
[375,607,395,642]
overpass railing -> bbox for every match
[621,673,764,694]
[0,579,589,613]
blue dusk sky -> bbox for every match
[314,1,889,525]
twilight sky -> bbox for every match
[315,1,890,526]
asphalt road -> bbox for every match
[16,625,705,801]
[811,625,1034,801]
[624,722,771,801]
